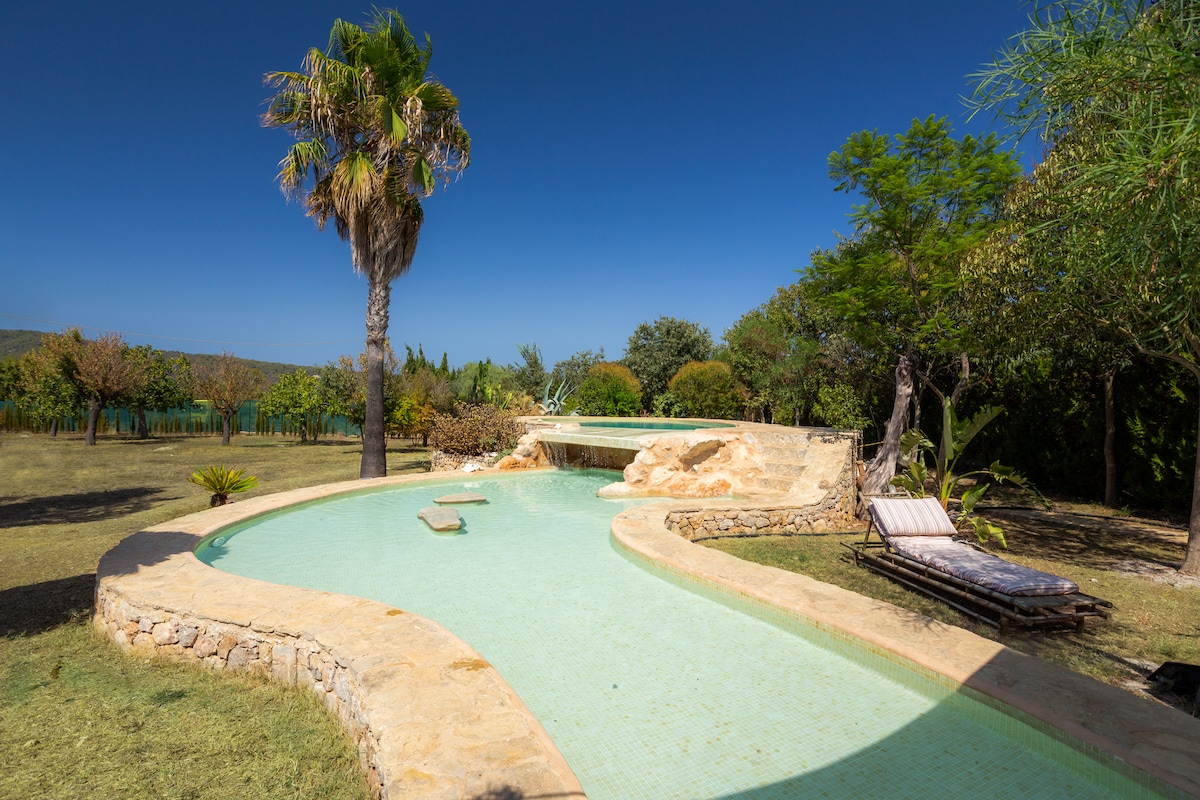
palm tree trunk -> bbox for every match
[85,397,102,446]
[361,278,391,478]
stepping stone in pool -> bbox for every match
[433,492,487,505]
[418,506,463,532]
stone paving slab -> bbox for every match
[434,493,488,505]
[419,506,463,532]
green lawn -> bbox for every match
[0,432,429,800]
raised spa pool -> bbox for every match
[197,469,1164,799]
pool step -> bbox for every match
[761,460,809,479]
[753,475,799,493]
[755,443,809,462]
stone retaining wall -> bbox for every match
[665,445,857,540]
[95,589,380,777]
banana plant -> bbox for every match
[890,404,1045,547]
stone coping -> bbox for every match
[95,466,1200,800]
[95,470,584,800]
[611,504,1200,799]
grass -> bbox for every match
[0,431,429,799]
[704,490,1200,713]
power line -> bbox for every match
[0,313,359,348]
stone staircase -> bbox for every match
[746,430,851,499]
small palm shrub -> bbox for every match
[187,465,259,507]
[429,403,523,456]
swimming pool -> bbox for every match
[196,469,1167,799]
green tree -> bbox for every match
[668,361,745,420]
[15,331,83,436]
[973,0,1200,573]
[623,317,713,411]
[74,333,145,446]
[260,368,324,442]
[125,346,193,439]
[549,348,606,406]
[195,353,264,445]
[511,342,548,397]
[576,362,643,417]
[811,116,1021,495]
[264,9,470,479]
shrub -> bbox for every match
[187,465,259,507]
[668,361,745,420]
[429,403,523,456]
[575,363,643,417]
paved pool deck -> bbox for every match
[95,468,1200,800]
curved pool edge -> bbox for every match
[609,505,1200,800]
[94,469,584,800]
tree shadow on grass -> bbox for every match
[0,573,95,637]
[0,487,172,527]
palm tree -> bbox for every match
[263,10,470,478]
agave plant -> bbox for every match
[537,380,574,415]
[187,465,259,507]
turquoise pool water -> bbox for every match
[574,419,734,431]
[197,470,1166,800]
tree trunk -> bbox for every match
[137,408,149,440]
[300,420,308,443]
[49,419,58,438]
[221,411,233,445]
[85,397,102,445]
[863,354,916,497]
[361,278,391,479]
[1103,369,1118,508]
[1182,401,1200,576]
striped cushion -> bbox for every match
[869,497,958,537]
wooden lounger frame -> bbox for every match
[845,521,1112,632]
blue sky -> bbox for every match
[0,1,1035,370]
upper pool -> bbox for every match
[196,469,1164,799]
[573,419,734,431]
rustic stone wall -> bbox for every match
[94,587,382,791]
[664,445,858,540]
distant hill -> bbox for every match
[0,329,318,384]
[0,329,43,360]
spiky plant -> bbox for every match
[187,465,259,507]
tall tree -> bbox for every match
[15,331,84,436]
[260,368,324,442]
[264,9,470,478]
[811,116,1021,495]
[125,346,193,439]
[195,353,264,445]
[623,317,713,411]
[74,333,145,446]
[973,0,1200,573]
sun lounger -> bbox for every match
[846,497,1111,631]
